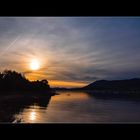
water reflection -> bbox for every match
[14,91,91,123]
[2,91,140,123]
[85,90,140,102]
[17,105,48,123]
[0,94,52,123]
[30,111,36,121]
[34,91,140,123]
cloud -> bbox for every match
[0,17,140,87]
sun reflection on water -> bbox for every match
[14,92,92,123]
[20,106,46,123]
[29,110,36,121]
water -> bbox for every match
[13,91,140,123]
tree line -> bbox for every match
[0,70,51,92]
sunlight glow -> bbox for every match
[30,59,40,71]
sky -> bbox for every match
[0,17,140,88]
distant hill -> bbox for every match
[82,78,140,91]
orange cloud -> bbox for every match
[48,80,87,88]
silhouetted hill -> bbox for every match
[0,70,53,95]
[82,78,140,91]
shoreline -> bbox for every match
[0,90,55,99]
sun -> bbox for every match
[30,59,40,71]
